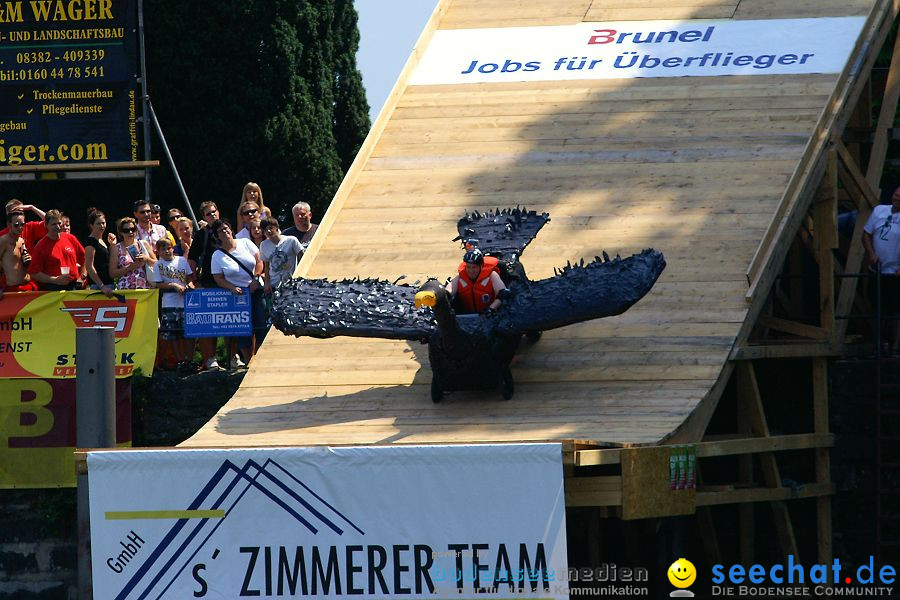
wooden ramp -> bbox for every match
[184,0,885,450]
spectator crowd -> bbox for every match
[0,181,318,373]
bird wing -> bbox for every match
[270,277,437,341]
[454,207,550,262]
[493,249,666,335]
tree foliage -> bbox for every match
[144,0,370,221]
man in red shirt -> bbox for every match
[28,210,85,291]
[0,199,47,253]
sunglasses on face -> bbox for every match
[121,228,136,233]
[10,222,24,228]
[241,209,259,216]
[138,209,152,214]
[204,210,217,217]
[168,214,183,221]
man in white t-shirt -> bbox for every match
[260,217,302,293]
[150,238,195,372]
[864,187,900,353]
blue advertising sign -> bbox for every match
[183,288,251,338]
[0,0,140,168]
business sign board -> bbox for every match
[87,444,568,599]
[0,0,140,168]
[0,377,131,488]
[410,17,867,85]
[184,288,252,338]
[0,289,158,378]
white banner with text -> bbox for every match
[87,444,568,599]
[410,17,866,84]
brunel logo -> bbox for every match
[59,299,137,338]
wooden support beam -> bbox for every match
[835,138,880,209]
[755,316,830,340]
[730,342,844,360]
[787,238,806,318]
[697,507,723,566]
[847,77,873,167]
[834,203,874,343]
[575,433,834,467]
[736,362,800,563]
[564,478,833,509]
[588,510,602,567]
[867,21,900,191]
[812,358,833,563]
[813,149,838,336]
[738,380,755,565]
[695,483,834,507]
[565,476,622,507]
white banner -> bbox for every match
[87,444,568,599]
[410,17,866,84]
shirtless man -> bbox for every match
[0,211,37,298]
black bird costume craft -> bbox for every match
[270,208,665,401]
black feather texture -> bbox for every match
[453,207,549,262]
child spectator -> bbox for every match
[150,238,195,372]
[248,218,265,248]
[236,182,271,224]
[260,217,302,293]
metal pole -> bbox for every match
[76,327,117,600]
[137,0,152,203]
[147,99,199,227]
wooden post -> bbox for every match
[697,507,722,566]
[812,358,833,564]
[813,147,838,336]
[737,372,756,564]
[736,362,800,562]
[867,23,900,191]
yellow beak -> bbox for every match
[414,290,437,308]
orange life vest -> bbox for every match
[456,256,499,313]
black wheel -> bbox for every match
[500,369,514,400]
[431,376,444,403]
[526,330,542,343]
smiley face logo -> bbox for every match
[668,558,696,588]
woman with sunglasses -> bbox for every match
[235,198,262,241]
[83,208,115,296]
[166,207,184,245]
[110,217,156,290]
[209,219,264,369]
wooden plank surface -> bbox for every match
[182,0,882,450]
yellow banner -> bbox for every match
[0,289,158,378]
[0,378,133,488]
